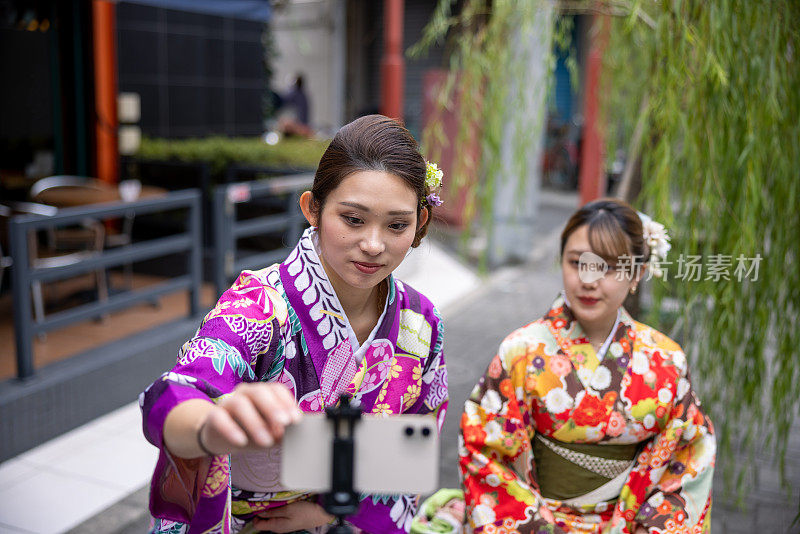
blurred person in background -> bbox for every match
[278,74,314,138]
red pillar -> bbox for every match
[578,14,609,205]
[92,0,119,184]
[380,0,404,121]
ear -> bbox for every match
[298,191,319,227]
[418,205,430,228]
[635,263,647,285]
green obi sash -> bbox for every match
[533,434,640,501]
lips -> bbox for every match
[578,296,600,306]
[353,261,383,274]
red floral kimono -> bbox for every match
[459,295,714,533]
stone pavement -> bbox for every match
[51,190,800,531]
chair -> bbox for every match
[31,175,137,287]
[0,205,14,290]
[0,202,109,337]
[105,179,141,288]
[28,175,108,199]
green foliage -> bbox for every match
[137,136,330,176]
[603,0,800,493]
[411,0,566,268]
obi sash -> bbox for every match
[533,434,640,502]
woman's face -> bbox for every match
[561,224,639,333]
[305,170,426,293]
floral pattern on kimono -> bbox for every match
[459,295,714,534]
[141,228,448,534]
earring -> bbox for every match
[630,285,638,295]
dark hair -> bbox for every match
[310,114,431,247]
[560,198,649,264]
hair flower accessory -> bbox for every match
[426,193,443,207]
[423,161,445,207]
[425,161,444,189]
[638,211,671,278]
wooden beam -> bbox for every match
[380,0,405,121]
[578,13,609,204]
[92,0,119,184]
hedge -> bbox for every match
[137,136,330,175]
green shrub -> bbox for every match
[137,136,330,176]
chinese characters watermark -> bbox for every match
[577,253,762,284]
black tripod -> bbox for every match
[322,394,362,534]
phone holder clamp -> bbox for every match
[323,393,362,534]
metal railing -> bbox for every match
[122,158,213,245]
[212,174,313,295]
[8,190,203,379]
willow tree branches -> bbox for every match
[603,0,800,496]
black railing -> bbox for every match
[8,190,203,379]
[212,174,313,295]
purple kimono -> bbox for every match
[140,228,449,534]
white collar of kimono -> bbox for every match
[310,228,389,362]
[562,291,621,360]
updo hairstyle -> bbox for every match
[309,114,431,247]
[560,198,650,266]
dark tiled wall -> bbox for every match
[117,2,265,138]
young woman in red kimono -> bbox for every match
[460,199,715,533]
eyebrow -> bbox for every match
[338,201,414,216]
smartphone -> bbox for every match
[230,414,439,495]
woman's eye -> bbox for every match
[343,215,363,225]
[389,222,410,231]
[569,260,580,267]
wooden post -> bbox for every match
[92,0,119,184]
[380,0,404,121]
[578,14,609,205]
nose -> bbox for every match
[581,276,599,289]
[360,227,385,256]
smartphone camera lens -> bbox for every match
[421,426,431,437]
[404,426,415,436]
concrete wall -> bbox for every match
[270,0,346,135]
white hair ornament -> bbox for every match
[637,211,671,278]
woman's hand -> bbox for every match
[253,501,334,533]
[199,382,302,455]
[163,382,301,458]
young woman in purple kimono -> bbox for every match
[140,115,449,534]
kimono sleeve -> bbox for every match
[460,337,559,533]
[139,271,287,524]
[616,357,715,533]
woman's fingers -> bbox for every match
[202,408,248,451]
[252,505,294,533]
[247,384,302,442]
[251,517,294,533]
[212,382,301,449]
[220,392,276,448]
[253,501,333,532]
